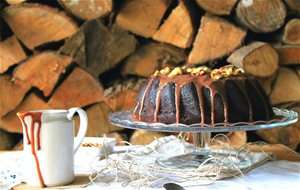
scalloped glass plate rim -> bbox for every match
[109,107,298,132]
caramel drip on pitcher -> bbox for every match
[17,112,45,188]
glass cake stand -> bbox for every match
[109,108,298,169]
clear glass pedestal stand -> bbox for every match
[109,108,298,169]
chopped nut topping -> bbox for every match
[210,65,244,80]
[168,67,183,77]
[153,65,243,78]
[187,66,211,76]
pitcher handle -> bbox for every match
[67,107,88,153]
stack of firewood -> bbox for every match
[0,0,299,150]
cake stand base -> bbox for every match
[156,132,213,169]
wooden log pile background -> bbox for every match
[0,0,299,151]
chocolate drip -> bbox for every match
[138,78,155,120]
[17,112,45,188]
[251,79,271,119]
[233,79,253,121]
[210,89,215,125]
[214,81,229,123]
[175,84,181,123]
[154,83,162,122]
[195,85,205,124]
[134,73,271,125]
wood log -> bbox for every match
[104,78,145,111]
[275,45,300,65]
[211,131,247,148]
[188,14,246,65]
[13,51,72,97]
[256,102,300,150]
[60,19,137,77]
[211,143,300,161]
[0,75,30,118]
[73,102,123,137]
[270,67,300,104]
[13,139,23,150]
[122,43,186,77]
[130,130,167,145]
[1,3,78,49]
[0,35,26,73]
[5,0,26,4]
[153,0,195,48]
[0,93,52,133]
[106,132,126,146]
[297,67,300,77]
[0,128,17,150]
[58,0,113,20]
[115,0,172,38]
[284,0,300,12]
[227,42,279,77]
[236,0,286,33]
[48,67,104,109]
[282,19,300,45]
[195,0,238,15]
[257,73,277,96]
[75,78,145,137]
[247,144,300,162]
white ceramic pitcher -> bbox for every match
[17,108,88,187]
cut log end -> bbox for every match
[122,43,186,77]
[0,93,51,133]
[0,75,31,118]
[227,42,279,77]
[282,19,300,45]
[2,3,78,49]
[115,0,172,38]
[153,0,195,48]
[275,45,300,65]
[0,35,27,73]
[48,67,104,109]
[60,20,137,77]
[13,51,73,97]
[188,14,246,65]
[58,0,113,20]
[236,0,286,33]
[270,67,300,105]
[196,0,238,15]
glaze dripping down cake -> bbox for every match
[132,65,274,125]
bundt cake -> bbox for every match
[132,65,274,125]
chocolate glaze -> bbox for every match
[132,73,273,125]
[17,112,46,187]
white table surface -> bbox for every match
[1,150,300,190]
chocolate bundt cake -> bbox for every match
[132,65,274,125]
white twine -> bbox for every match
[87,134,275,189]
